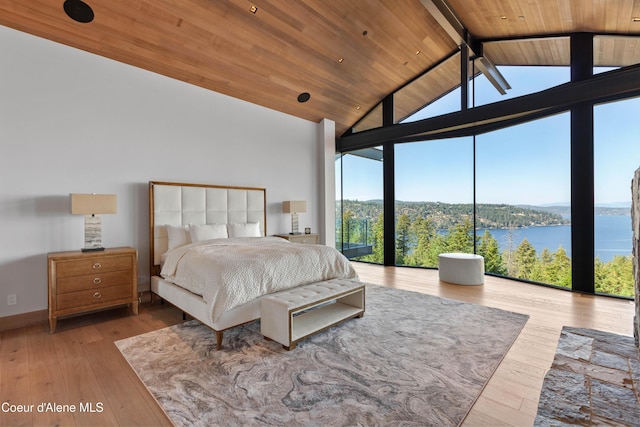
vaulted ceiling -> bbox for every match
[1,0,639,137]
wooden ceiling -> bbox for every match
[1,0,639,137]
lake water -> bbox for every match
[479,215,632,262]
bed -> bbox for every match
[148,181,357,348]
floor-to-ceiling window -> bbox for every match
[594,96,640,297]
[336,148,383,262]
[394,138,473,267]
[475,113,571,286]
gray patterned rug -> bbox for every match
[116,283,528,426]
[535,326,640,426]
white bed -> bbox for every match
[149,181,356,348]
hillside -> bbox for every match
[338,200,570,230]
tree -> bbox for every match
[341,209,356,246]
[363,213,385,263]
[477,230,506,275]
[512,238,537,280]
[445,218,475,253]
[596,255,634,296]
[396,213,412,265]
[407,216,438,267]
[550,247,571,288]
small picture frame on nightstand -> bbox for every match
[304,227,311,234]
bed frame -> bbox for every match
[149,181,267,348]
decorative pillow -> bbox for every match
[166,225,191,250]
[189,223,228,242]
[227,222,261,238]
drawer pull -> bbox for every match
[93,292,102,299]
[93,277,102,284]
[92,263,102,270]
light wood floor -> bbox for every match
[1,262,635,426]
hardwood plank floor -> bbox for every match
[0,262,635,426]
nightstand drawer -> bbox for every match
[56,255,132,277]
[57,270,132,293]
[56,284,132,311]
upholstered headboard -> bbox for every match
[149,181,266,276]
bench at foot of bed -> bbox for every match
[260,278,365,350]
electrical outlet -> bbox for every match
[7,294,17,306]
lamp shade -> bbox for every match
[282,200,306,214]
[70,193,117,215]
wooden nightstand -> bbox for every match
[274,233,319,244]
[47,247,138,333]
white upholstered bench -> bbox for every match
[438,253,485,285]
[260,278,365,350]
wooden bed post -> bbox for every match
[216,331,223,349]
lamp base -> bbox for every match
[290,212,300,235]
[84,214,104,251]
[81,247,105,252]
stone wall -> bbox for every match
[631,168,640,349]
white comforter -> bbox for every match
[160,236,358,322]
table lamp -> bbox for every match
[282,200,306,235]
[70,193,117,251]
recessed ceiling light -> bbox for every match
[338,57,344,63]
[632,17,640,22]
[416,50,421,55]
[250,5,258,14]
[297,92,310,103]
[63,0,94,23]
[355,106,361,110]
[500,16,507,20]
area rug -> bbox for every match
[116,283,528,426]
[534,326,640,426]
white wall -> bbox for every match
[0,26,324,318]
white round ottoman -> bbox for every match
[438,253,485,285]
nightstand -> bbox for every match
[274,233,319,244]
[47,247,138,333]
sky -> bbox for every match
[340,66,640,206]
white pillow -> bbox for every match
[227,222,261,238]
[189,223,228,242]
[166,225,191,250]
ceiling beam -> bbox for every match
[420,0,511,94]
[419,0,465,45]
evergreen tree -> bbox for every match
[477,230,506,274]
[342,209,356,246]
[445,218,475,253]
[396,213,412,265]
[363,213,384,263]
[513,238,537,280]
[407,216,437,267]
[531,248,553,283]
[550,246,571,288]
[596,255,633,296]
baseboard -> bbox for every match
[0,309,48,333]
